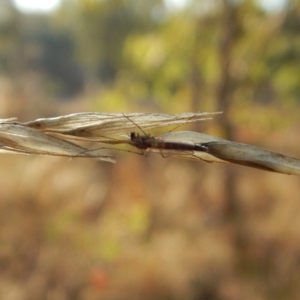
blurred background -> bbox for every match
[0,0,300,299]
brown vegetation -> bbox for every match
[0,0,300,299]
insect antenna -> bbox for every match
[122,113,149,136]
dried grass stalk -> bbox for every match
[1,112,300,175]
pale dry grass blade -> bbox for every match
[24,112,221,139]
[4,112,298,175]
[203,141,300,175]
[0,112,221,163]
[0,123,115,162]
[145,131,300,175]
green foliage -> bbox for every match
[2,0,299,113]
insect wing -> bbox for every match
[160,131,225,143]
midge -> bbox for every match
[129,131,207,152]
[123,114,207,153]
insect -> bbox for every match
[129,131,207,152]
[71,113,209,159]
[123,114,208,155]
